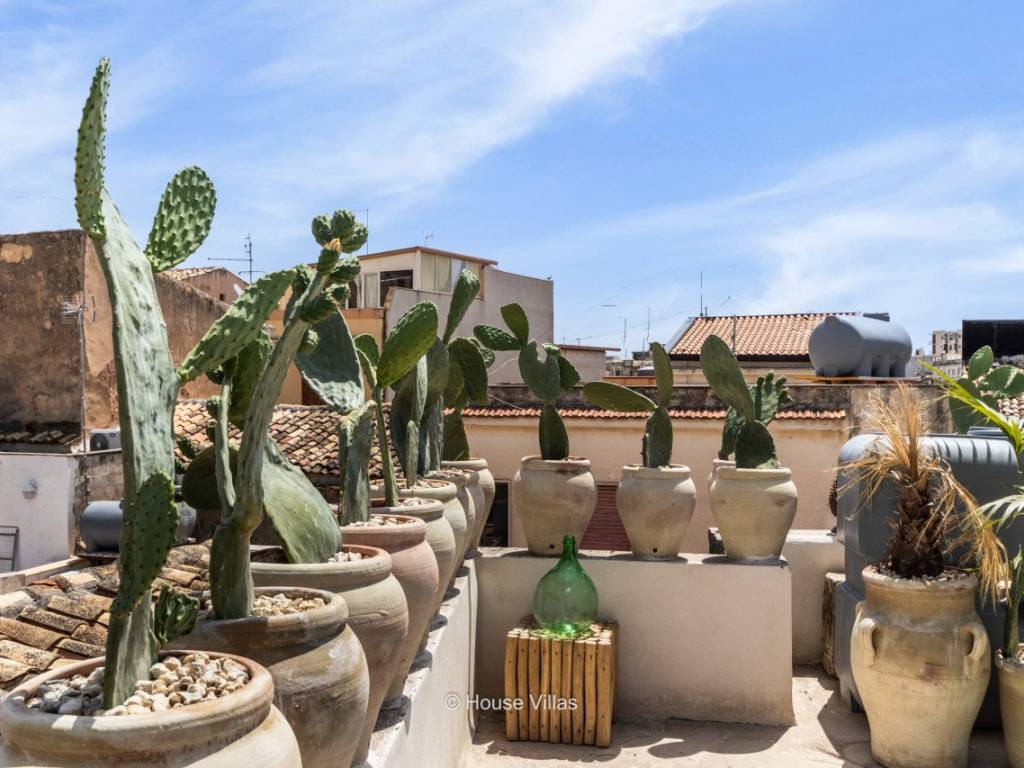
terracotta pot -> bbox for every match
[369,498,454,653]
[513,456,597,556]
[170,587,368,768]
[343,513,439,706]
[250,545,408,765]
[707,457,735,495]
[371,488,459,591]
[0,652,299,767]
[399,479,467,570]
[851,568,989,768]
[429,469,477,558]
[442,459,492,547]
[709,466,797,561]
[998,650,1024,768]
[616,464,696,559]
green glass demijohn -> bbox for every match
[532,535,598,638]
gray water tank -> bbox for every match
[834,428,1023,726]
[808,315,912,377]
[81,499,197,553]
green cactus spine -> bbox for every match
[474,303,579,460]
[75,58,201,707]
[700,335,790,469]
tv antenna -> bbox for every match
[210,234,264,283]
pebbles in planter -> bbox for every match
[348,515,404,527]
[327,549,364,563]
[26,652,250,717]
[252,592,326,616]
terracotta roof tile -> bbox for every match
[670,313,858,359]
[0,426,80,448]
[1000,395,1024,421]
[457,406,846,421]
[164,266,222,281]
[0,617,62,650]
[174,400,394,480]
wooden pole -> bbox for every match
[516,631,529,740]
[571,639,586,745]
[596,635,613,747]
[549,639,562,743]
[539,637,551,741]
[528,634,541,740]
[504,629,519,740]
[560,638,573,743]
[584,638,598,745]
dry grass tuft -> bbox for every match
[844,383,1006,605]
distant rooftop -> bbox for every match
[359,245,498,267]
[669,312,862,361]
[163,266,228,281]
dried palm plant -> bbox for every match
[845,383,1006,605]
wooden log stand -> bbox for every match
[503,620,617,747]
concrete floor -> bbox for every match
[468,667,1010,767]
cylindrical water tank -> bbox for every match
[80,499,197,553]
[808,315,912,377]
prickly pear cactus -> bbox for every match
[475,303,578,460]
[75,58,201,707]
[391,357,428,486]
[950,345,1024,433]
[700,335,787,469]
[153,585,199,646]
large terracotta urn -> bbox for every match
[250,545,408,765]
[706,457,735,495]
[343,513,439,706]
[616,464,697,559]
[171,587,369,768]
[851,567,990,768]
[997,650,1024,768]
[402,479,468,569]
[428,469,477,559]
[0,652,300,767]
[512,456,597,556]
[442,459,492,547]
[708,466,797,561]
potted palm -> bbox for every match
[846,384,1006,768]
[700,335,797,561]
[0,58,302,767]
[582,343,696,558]
[474,305,593,555]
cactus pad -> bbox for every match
[442,411,471,461]
[228,333,272,427]
[144,166,216,272]
[652,342,673,407]
[473,324,522,351]
[377,301,438,386]
[296,310,365,414]
[519,342,561,404]
[74,58,109,239]
[442,269,481,343]
[153,585,199,647]
[642,407,673,468]
[391,357,428,486]
[582,381,655,413]
[177,268,293,383]
[700,335,754,421]
[557,354,580,391]
[339,402,376,525]
[539,403,569,460]
[735,420,777,469]
[449,337,488,403]
[501,303,530,345]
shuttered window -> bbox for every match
[581,483,630,551]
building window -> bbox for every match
[218,293,225,301]
[481,482,509,547]
[380,270,413,302]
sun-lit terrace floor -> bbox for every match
[468,667,1009,767]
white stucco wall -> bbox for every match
[0,453,77,569]
[474,550,795,727]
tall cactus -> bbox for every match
[699,335,790,469]
[947,345,1024,434]
[475,304,580,460]
[188,214,366,619]
[75,58,203,706]
[582,342,675,467]
[347,301,438,507]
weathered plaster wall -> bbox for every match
[0,231,86,428]
[0,452,78,569]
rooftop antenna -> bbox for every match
[362,209,370,255]
[699,271,703,317]
[424,232,434,245]
[209,233,264,283]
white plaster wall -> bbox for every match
[474,550,795,726]
[782,531,844,664]
[0,453,77,569]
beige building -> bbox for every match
[164,266,248,304]
[931,329,962,359]
[559,344,618,384]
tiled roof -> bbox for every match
[0,545,210,690]
[0,426,80,449]
[457,406,846,421]
[999,395,1024,420]
[670,313,858,360]
[174,401,390,479]
[164,266,223,281]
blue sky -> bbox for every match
[3,1,1024,354]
